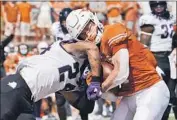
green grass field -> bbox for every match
[169,117,175,120]
[169,113,176,120]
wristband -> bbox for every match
[140,31,152,36]
[91,76,101,82]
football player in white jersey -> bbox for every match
[51,8,73,120]
[0,39,102,120]
[51,8,94,120]
[51,8,72,42]
[139,1,177,120]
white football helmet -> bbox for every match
[66,9,104,44]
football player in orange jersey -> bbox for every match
[66,9,170,120]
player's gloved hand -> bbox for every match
[86,76,102,100]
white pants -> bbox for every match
[111,80,170,120]
[37,12,52,28]
[20,22,30,36]
[37,2,51,28]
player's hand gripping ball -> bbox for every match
[86,61,113,85]
[86,61,119,95]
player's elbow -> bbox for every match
[88,43,99,51]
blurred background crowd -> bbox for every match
[0,1,176,120]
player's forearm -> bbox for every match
[140,34,151,47]
[102,69,118,92]
[140,26,154,47]
[86,46,101,77]
[70,41,101,77]
[101,51,120,92]
[2,34,14,47]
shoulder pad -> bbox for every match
[51,22,62,36]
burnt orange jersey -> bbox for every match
[100,23,161,96]
[17,2,31,23]
[4,2,19,23]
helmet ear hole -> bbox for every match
[77,35,84,40]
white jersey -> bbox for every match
[17,41,85,102]
[51,22,72,41]
[139,13,176,52]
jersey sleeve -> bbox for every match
[139,14,155,27]
[101,23,129,56]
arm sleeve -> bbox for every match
[139,14,155,27]
[2,34,14,48]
